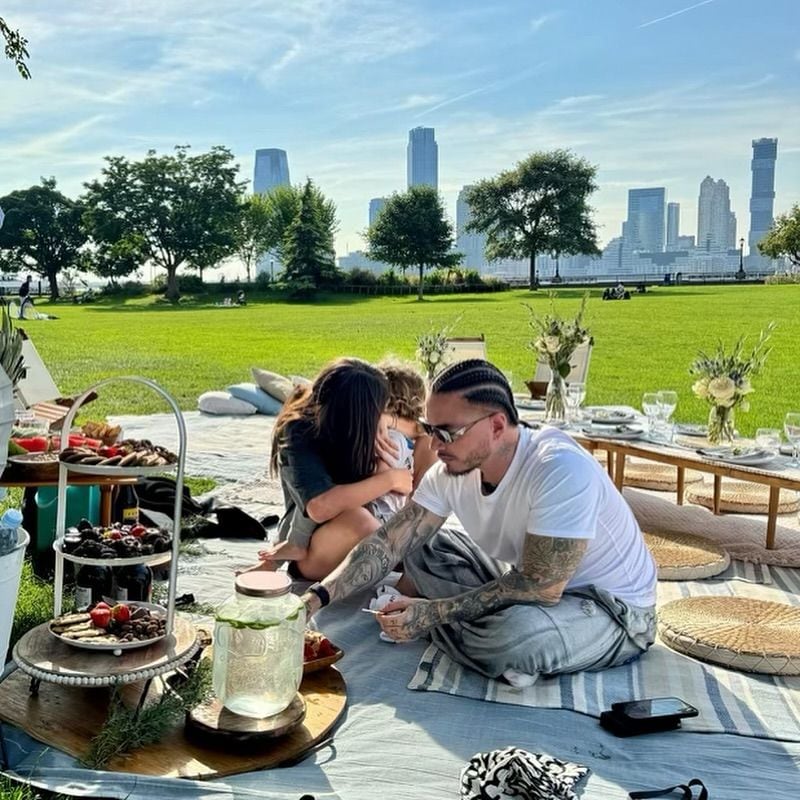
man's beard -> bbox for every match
[441,444,490,476]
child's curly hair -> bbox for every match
[378,358,426,421]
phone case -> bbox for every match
[599,710,684,737]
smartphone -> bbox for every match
[600,696,698,737]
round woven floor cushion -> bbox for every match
[659,596,800,675]
[643,531,730,580]
[686,480,800,515]
[592,453,703,491]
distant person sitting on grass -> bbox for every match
[18,275,34,319]
[236,289,246,305]
[301,359,657,685]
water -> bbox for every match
[212,617,304,718]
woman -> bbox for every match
[257,358,413,580]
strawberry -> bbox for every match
[112,604,131,623]
[90,606,112,628]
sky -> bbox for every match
[1,0,799,277]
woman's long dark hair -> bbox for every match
[271,358,389,485]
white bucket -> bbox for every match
[0,527,30,663]
[0,366,13,479]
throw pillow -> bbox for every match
[251,368,294,402]
[198,390,258,416]
[227,382,283,415]
[290,375,313,389]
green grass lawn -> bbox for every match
[22,284,800,437]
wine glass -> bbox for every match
[657,390,678,422]
[566,382,586,423]
[642,392,660,435]
[755,428,782,457]
[784,413,800,467]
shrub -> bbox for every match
[377,268,408,286]
[344,268,378,286]
[285,276,317,299]
[765,271,800,285]
[254,271,272,289]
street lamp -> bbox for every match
[736,237,746,281]
[270,259,274,283]
[552,252,563,284]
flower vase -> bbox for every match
[708,404,735,445]
[545,369,567,423]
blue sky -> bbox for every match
[1,0,798,272]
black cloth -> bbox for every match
[18,281,30,298]
[275,419,335,548]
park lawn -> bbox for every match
[23,283,800,437]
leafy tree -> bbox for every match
[1,16,30,78]
[466,150,599,290]
[366,185,461,301]
[280,179,339,288]
[80,236,144,287]
[0,178,87,299]
[82,145,244,302]
[759,204,800,269]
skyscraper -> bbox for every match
[624,188,666,253]
[697,176,735,252]
[666,202,680,250]
[253,148,290,194]
[368,197,387,227]
[407,127,438,189]
[456,186,487,271]
[748,137,778,265]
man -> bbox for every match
[18,275,33,319]
[302,359,656,683]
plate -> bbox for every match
[697,447,778,466]
[7,452,60,478]
[53,539,172,567]
[303,645,343,675]
[675,423,708,437]
[61,460,176,477]
[582,425,644,441]
[780,444,796,457]
[585,408,636,424]
[49,601,168,653]
[514,397,545,411]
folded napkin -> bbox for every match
[460,747,589,800]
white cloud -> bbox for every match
[530,13,558,33]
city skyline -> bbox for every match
[1,0,799,274]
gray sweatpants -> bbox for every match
[404,528,656,680]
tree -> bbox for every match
[759,204,800,269]
[366,185,461,301]
[235,194,282,284]
[466,150,599,290]
[281,179,339,288]
[82,145,244,302]
[1,16,30,78]
[0,178,87,299]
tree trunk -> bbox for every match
[529,252,538,291]
[166,266,180,303]
[417,264,424,301]
[246,264,252,283]
[47,268,60,301]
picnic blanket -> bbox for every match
[409,559,800,742]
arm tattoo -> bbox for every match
[323,501,445,604]
[430,535,588,628]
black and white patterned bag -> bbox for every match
[460,746,590,800]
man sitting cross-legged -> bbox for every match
[302,359,657,684]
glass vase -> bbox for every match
[707,404,735,445]
[545,369,567,424]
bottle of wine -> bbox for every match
[114,485,139,526]
[112,564,153,603]
[74,564,112,611]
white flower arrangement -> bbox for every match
[525,293,591,378]
[689,323,774,443]
[415,316,462,381]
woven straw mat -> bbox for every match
[593,452,704,492]
[643,531,730,580]
[686,480,800,515]
[659,596,800,675]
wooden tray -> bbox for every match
[304,645,343,674]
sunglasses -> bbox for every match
[419,412,495,444]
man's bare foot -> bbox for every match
[257,542,309,563]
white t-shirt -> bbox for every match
[413,426,656,607]
[374,428,416,516]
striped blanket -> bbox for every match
[409,561,800,742]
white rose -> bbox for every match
[692,377,710,400]
[544,335,561,354]
[429,352,440,365]
[534,337,547,354]
[738,378,754,395]
[708,376,736,404]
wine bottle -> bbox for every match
[114,485,139,526]
[112,564,153,603]
[74,565,112,611]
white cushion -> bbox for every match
[251,368,294,402]
[290,375,312,389]
[197,391,258,416]
[227,382,282,415]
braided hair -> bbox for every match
[431,359,520,425]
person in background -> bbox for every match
[18,275,34,319]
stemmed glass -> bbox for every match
[566,382,586,425]
[755,428,782,458]
[784,413,800,467]
[656,390,678,443]
[642,393,660,436]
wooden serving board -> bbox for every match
[0,666,347,779]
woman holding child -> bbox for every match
[257,357,433,580]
